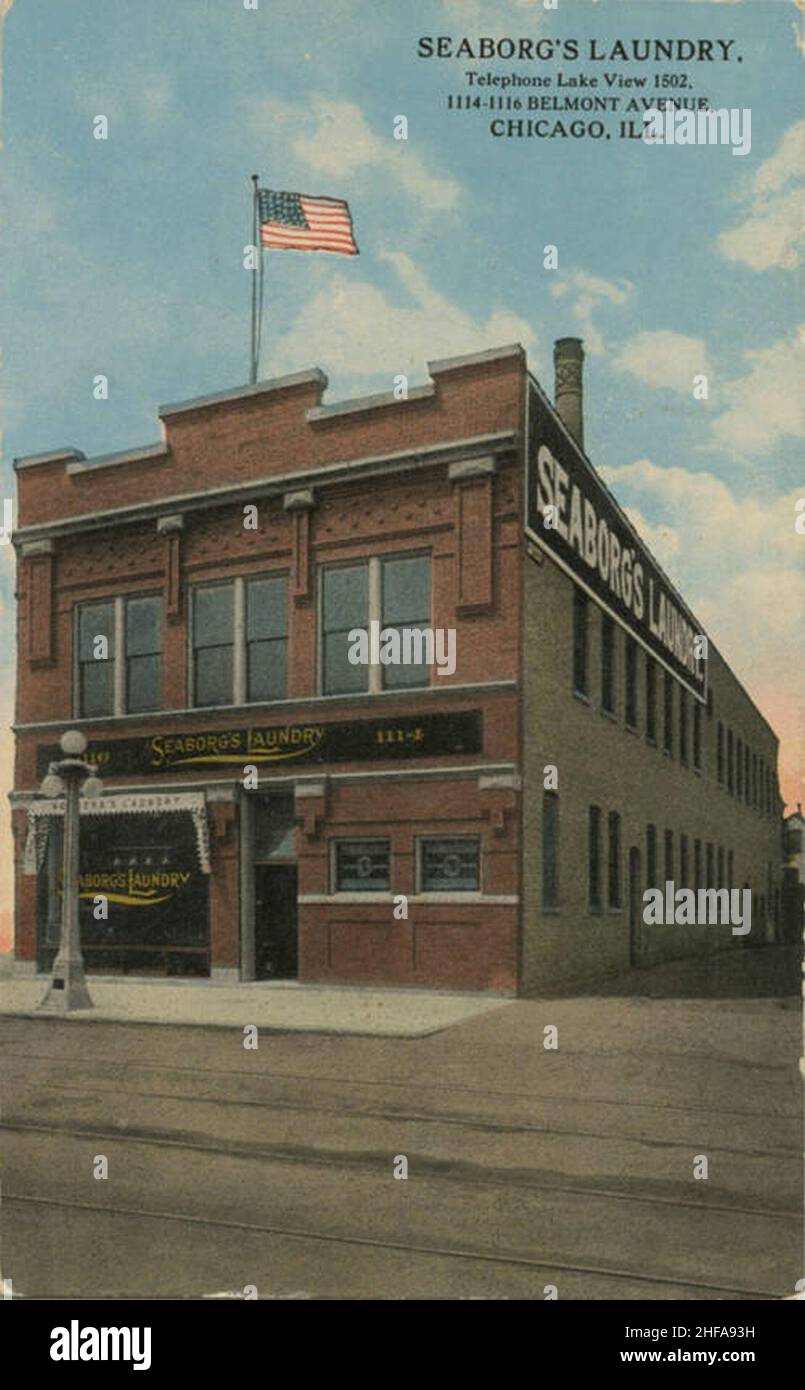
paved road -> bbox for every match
[1,946,800,1300]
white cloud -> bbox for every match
[256,96,460,214]
[710,325,805,454]
[272,249,537,385]
[598,457,804,805]
[613,330,713,395]
[718,121,805,271]
[548,269,633,355]
[441,0,542,29]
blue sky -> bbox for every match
[0,0,803,866]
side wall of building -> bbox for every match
[520,547,782,993]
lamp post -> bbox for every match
[38,730,104,1014]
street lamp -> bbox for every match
[38,729,103,1013]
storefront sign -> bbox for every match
[526,379,707,701]
[37,710,483,778]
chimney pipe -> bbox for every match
[554,337,585,451]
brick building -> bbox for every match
[9,340,783,992]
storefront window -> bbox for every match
[419,837,480,892]
[334,839,390,892]
[38,812,209,976]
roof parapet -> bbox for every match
[159,368,329,419]
[13,448,85,472]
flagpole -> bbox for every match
[250,173,260,385]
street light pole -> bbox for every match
[38,730,103,1014]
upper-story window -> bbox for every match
[320,554,431,696]
[76,595,161,718]
[572,587,589,698]
[601,614,616,715]
[191,575,287,708]
[624,637,638,730]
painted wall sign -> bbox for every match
[37,710,483,778]
[526,379,707,702]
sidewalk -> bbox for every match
[0,970,511,1037]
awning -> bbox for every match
[23,790,211,876]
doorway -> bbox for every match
[628,846,645,967]
[254,864,298,980]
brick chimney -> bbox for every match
[554,337,585,451]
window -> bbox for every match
[77,600,115,718]
[588,806,602,912]
[717,722,724,783]
[381,555,431,690]
[693,699,702,769]
[192,576,287,708]
[77,595,162,718]
[125,597,161,713]
[601,615,616,714]
[727,728,734,794]
[246,575,288,703]
[679,689,688,765]
[744,746,750,803]
[334,839,391,893]
[322,563,369,696]
[608,811,621,909]
[193,584,234,707]
[321,555,431,696]
[680,834,689,890]
[419,837,480,893]
[646,824,657,892]
[736,737,743,798]
[645,657,657,743]
[625,637,638,729]
[694,839,702,893]
[752,753,758,808]
[664,829,674,886]
[706,842,714,890]
[663,673,674,755]
[717,845,724,889]
[572,587,589,697]
[542,793,560,910]
[727,850,734,891]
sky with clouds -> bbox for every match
[0,0,803,949]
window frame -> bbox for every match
[189,572,288,710]
[75,592,162,719]
[588,805,602,913]
[331,837,392,895]
[416,834,481,895]
[318,551,432,698]
[607,810,622,910]
[542,791,560,912]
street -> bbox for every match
[1,946,800,1301]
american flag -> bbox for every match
[257,189,359,255]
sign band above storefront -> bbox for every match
[36,710,483,780]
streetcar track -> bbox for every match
[1,1049,799,1121]
[3,1120,799,1219]
[3,1192,782,1301]
[2,1075,800,1160]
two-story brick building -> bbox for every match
[9,340,783,993]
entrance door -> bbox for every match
[255,864,298,980]
[628,846,644,967]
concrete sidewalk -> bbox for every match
[0,972,511,1037]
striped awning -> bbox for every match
[23,791,211,875]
